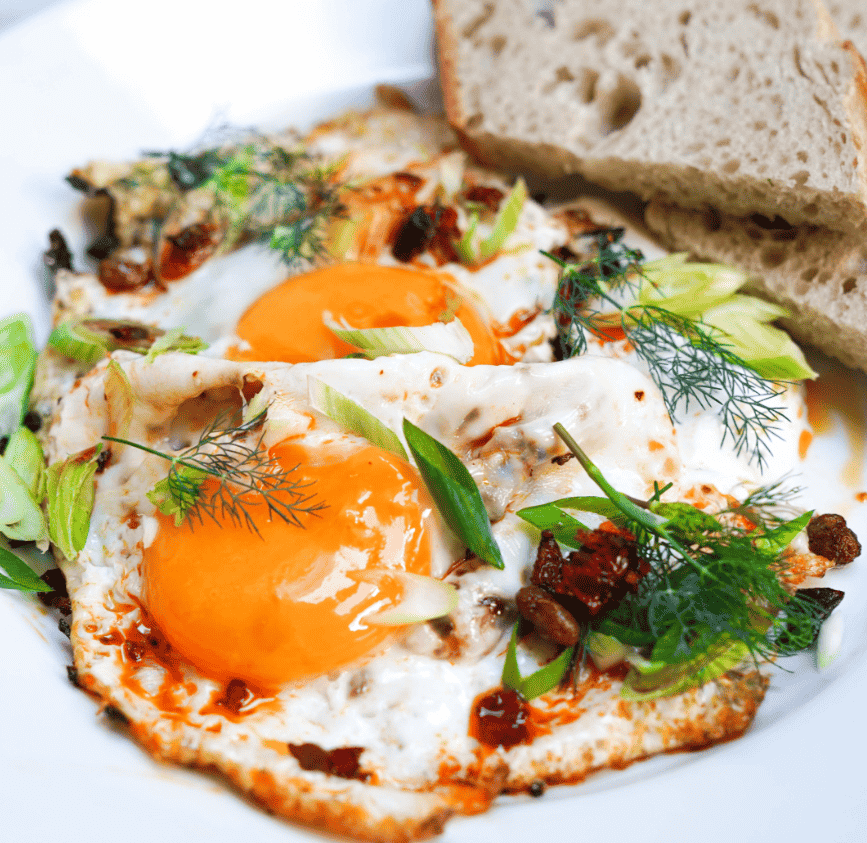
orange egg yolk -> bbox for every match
[142,442,432,689]
[231,262,506,365]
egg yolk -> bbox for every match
[142,442,432,689]
[231,262,506,365]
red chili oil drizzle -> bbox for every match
[159,222,221,281]
[469,687,531,749]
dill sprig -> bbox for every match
[130,130,343,265]
[554,426,823,667]
[549,229,788,468]
[104,410,324,535]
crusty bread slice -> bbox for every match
[644,200,867,372]
[434,0,867,232]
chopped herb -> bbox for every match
[502,623,574,700]
[158,137,343,264]
[104,409,322,534]
[554,424,825,672]
[402,419,504,569]
[548,230,798,467]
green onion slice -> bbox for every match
[403,418,504,569]
[620,634,750,701]
[502,624,574,700]
[478,178,528,262]
[3,427,47,502]
[516,496,625,548]
[455,211,479,265]
[703,295,817,380]
[365,572,458,625]
[585,630,630,671]
[144,327,208,362]
[0,453,48,543]
[308,377,407,459]
[46,446,103,560]
[323,313,475,363]
[0,542,50,592]
[104,360,135,440]
[636,256,750,318]
[0,313,37,438]
[48,317,205,365]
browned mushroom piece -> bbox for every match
[806,514,861,566]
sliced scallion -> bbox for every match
[3,427,46,502]
[0,542,49,592]
[502,624,574,700]
[0,313,37,438]
[323,312,474,363]
[402,418,503,569]
[46,446,102,560]
[703,295,817,380]
[365,572,458,625]
[308,377,407,460]
[0,454,48,543]
[477,178,527,262]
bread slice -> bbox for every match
[644,200,867,372]
[434,0,867,232]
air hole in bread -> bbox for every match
[573,18,615,45]
[701,209,722,232]
[598,75,642,133]
[490,35,507,56]
[661,54,681,82]
[754,120,767,131]
[797,151,809,163]
[678,10,691,26]
[801,266,819,283]
[749,214,795,231]
[635,55,651,69]
[748,5,780,29]
[716,138,731,147]
[842,277,858,293]
[462,3,495,39]
[543,66,576,95]
[760,246,787,268]
[791,170,810,186]
[578,68,600,104]
[722,159,740,174]
[536,6,556,28]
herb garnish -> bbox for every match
[104,410,323,534]
[549,231,790,467]
[549,424,824,671]
[132,133,343,265]
[402,419,504,569]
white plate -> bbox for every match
[1,2,866,841]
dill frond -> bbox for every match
[557,429,824,669]
[104,410,324,535]
[549,229,789,468]
[129,129,344,265]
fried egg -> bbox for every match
[52,108,567,367]
[42,338,831,841]
[36,106,824,842]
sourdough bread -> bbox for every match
[644,200,867,372]
[434,0,867,232]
